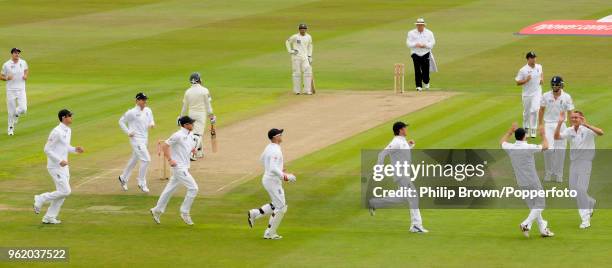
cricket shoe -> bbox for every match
[424,83,430,90]
[264,233,283,240]
[409,225,429,233]
[530,128,537,138]
[543,173,552,182]
[305,92,313,95]
[150,208,161,224]
[7,126,14,136]
[118,176,128,191]
[540,228,555,238]
[554,176,563,183]
[33,195,42,214]
[579,221,591,229]
[181,213,194,225]
[295,93,301,95]
[138,184,150,193]
[520,224,530,238]
[42,217,61,224]
[416,87,422,92]
[247,211,255,228]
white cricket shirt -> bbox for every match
[261,143,284,180]
[45,123,76,169]
[2,59,28,91]
[165,127,196,169]
[502,141,543,186]
[515,64,543,97]
[540,90,574,123]
[119,106,155,140]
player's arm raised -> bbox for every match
[499,122,517,145]
[581,115,604,136]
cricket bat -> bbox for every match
[311,75,316,94]
[210,123,218,153]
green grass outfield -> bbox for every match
[1,0,611,267]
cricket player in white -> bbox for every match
[1,48,29,136]
[118,92,155,193]
[285,23,313,95]
[515,51,543,138]
[247,128,296,240]
[501,123,554,238]
[538,76,574,182]
[150,116,199,225]
[554,111,604,229]
[180,72,214,160]
[33,109,84,224]
[368,121,426,233]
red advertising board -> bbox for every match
[518,20,612,36]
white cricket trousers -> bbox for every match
[368,176,422,226]
[6,89,27,126]
[263,177,287,235]
[521,95,540,130]
[291,56,312,94]
[121,138,151,186]
[38,167,71,219]
[569,159,595,221]
[544,123,567,179]
[520,182,548,233]
[153,168,199,214]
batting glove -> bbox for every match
[291,49,299,55]
[308,56,313,64]
[284,173,297,182]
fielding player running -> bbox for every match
[285,23,313,95]
[501,123,554,238]
[150,116,199,225]
[515,51,543,138]
[180,72,215,161]
[1,48,29,136]
[247,128,296,240]
[33,109,84,224]
[118,92,155,193]
[368,121,427,233]
[554,111,604,229]
[538,76,574,182]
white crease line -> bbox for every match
[74,169,117,189]
[216,172,257,192]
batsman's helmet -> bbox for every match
[298,23,308,29]
[189,72,201,84]
[551,76,564,89]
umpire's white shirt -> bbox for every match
[406,28,435,56]
[560,126,596,161]
[2,59,28,91]
[45,123,76,169]
[502,141,542,186]
[261,143,284,181]
[540,90,574,123]
[119,106,155,141]
[515,64,543,97]
[166,127,196,170]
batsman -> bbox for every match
[179,72,215,160]
[285,23,313,95]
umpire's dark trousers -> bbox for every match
[411,52,430,88]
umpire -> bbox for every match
[406,18,436,91]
